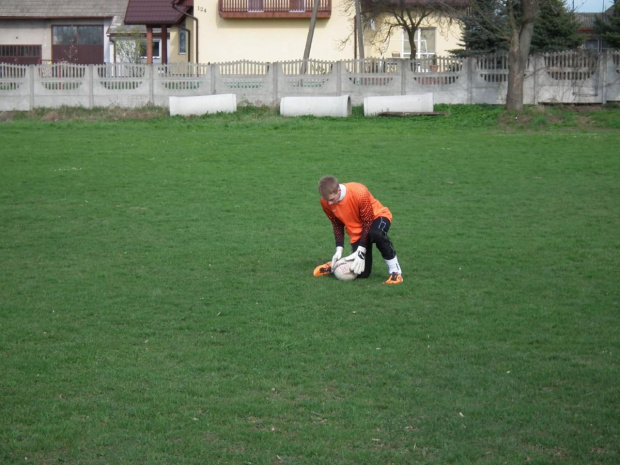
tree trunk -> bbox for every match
[408,30,416,60]
[505,0,538,111]
[301,0,322,74]
[354,0,365,61]
[506,44,525,110]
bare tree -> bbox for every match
[341,0,464,59]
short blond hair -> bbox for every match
[318,175,339,199]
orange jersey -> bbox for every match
[321,182,392,245]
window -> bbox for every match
[402,28,436,59]
[52,25,103,64]
[52,26,102,46]
[53,26,78,45]
[179,29,188,55]
[0,45,41,64]
[78,26,103,45]
[140,38,161,60]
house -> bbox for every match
[0,0,196,65]
[1,0,463,66]
[122,0,195,64]
[0,0,129,64]
[195,0,465,62]
[575,10,611,53]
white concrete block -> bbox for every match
[363,93,434,116]
[280,95,351,118]
[169,94,237,116]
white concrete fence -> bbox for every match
[1,51,619,112]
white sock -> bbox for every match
[385,256,402,274]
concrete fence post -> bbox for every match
[601,51,607,105]
[273,61,279,106]
[148,65,154,105]
[210,63,216,95]
[467,56,474,104]
[29,65,35,110]
[532,55,538,105]
[336,61,342,96]
[88,65,94,109]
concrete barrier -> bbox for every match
[169,94,237,116]
[364,93,434,116]
[280,95,351,117]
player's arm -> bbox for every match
[322,203,345,247]
[321,203,346,266]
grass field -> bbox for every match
[1,105,619,464]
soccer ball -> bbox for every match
[332,259,357,281]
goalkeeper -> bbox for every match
[313,175,403,285]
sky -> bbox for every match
[571,0,611,12]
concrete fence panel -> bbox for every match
[214,60,274,106]
[93,63,152,108]
[0,52,617,111]
[33,62,91,109]
[0,63,31,111]
[278,60,340,102]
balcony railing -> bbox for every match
[219,0,331,18]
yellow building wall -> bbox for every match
[195,0,355,63]
[169,19,197,63]
[169,28,186,63]
[193,0,463,63]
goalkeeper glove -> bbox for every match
[331,246,344,267]
[346,246,366,275]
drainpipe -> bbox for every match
[171,0,199,63]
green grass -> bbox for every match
[1,105,619,464]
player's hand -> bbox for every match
[346,246,366,274]
[331,246,344,267]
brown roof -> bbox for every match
[124,0,192,25]
[0,0,131,35]
[0,0,128,19]
[575,13,600,30]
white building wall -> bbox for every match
[0,20,49,60]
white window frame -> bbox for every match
[402,28,436,59]
[140,37,161,62]
[179,28,188,55]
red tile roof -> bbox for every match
[124,0,192,25]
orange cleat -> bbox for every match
[313,262,332,277]
[384,272,403,285]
